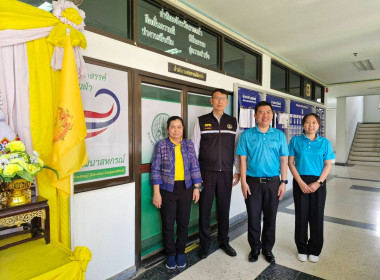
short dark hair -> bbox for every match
[167,116,184,129]
[211,88,229,98]
[302,113,320,126]
[254,101,273,114]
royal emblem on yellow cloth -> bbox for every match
[53,107,73,142]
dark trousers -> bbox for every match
[160,181,193,256]
[245,176,280,252]
[199,171,233,248]
[293,175,326,256]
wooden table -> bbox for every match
[0,196,50,250]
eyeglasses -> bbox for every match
[212,97,228,101]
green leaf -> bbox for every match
[43,165,59,179]
[16,171,34,182]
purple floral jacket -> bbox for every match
[150,138,202,192]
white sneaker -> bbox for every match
[297,253,307,262]
[309,254,319,263]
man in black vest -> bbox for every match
[192,88,240,259]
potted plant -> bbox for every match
[0,140,58,207]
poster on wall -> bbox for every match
[289,101,313,139]
[74,63,129,184]
[234,87,261,131]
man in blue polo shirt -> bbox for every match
[236,101,288,264]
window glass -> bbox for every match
[289,71,301,96]
[137,0,219,69]
[19,0,131,39]
[315,85,323,103]
[224,41,259,83]
[81,0,131,39]
[271,63,286,92]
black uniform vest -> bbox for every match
[198,112,237,172]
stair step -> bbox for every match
[357,127,380,132]
[356,132,380,136]
[358,123,380,128]
[351,147,380,152]
[353,139,380,144]
[348,155,380,162]
[355,134,380,139]
[350,151,380,157]
[352,143,380,148]
[347,160,380,167]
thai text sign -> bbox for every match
[137,0,218,69]
[168,63,206,81]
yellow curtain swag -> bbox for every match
[47,23,87,49]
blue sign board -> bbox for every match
[266,94,286,112]
[290,101,313,115]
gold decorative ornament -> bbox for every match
[6,179,32,207]
[0,209,46,227]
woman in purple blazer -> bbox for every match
[151,116,202,269]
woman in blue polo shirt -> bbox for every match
[288,113,335,263]
[151,116,202,269]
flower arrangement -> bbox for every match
[0,140,58,183]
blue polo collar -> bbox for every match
[302,133,321,142]
[253,126,274,134]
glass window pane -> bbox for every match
[137,0,219,69]
[271,63,286,92]
[224,41,258,83]
[187,93,212,139]
[304,78,312,100]
[19,1,131,39]
[315,85,322,103]
[81,0,130,39]
[289,72,301,96]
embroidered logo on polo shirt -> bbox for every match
[204,123,212,130]
[227,124,233,129]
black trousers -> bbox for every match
[160,181,193,256]
[245,176,280,252]
[293,175,326,256]
[199,171,233,248]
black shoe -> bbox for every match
[248,250,260,262]
[198,246,209,259]
[262,250,275,264]
[219,243,237,257]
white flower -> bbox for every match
[30,156,38,164]
[0,158,9,168]
[33,151,40,158]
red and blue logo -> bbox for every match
[84,88,120,139]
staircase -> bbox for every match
[348,123,380,166]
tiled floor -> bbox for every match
[133,165,380,280]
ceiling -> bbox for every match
[176,0,380,98]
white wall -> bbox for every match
[363,95,380,122]
[72,183,135,280]
[326,98,337,150]
[346,96,363,155]
[335,96,363,163]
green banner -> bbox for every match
[74,166,126,183]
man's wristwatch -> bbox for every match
[317,180,323,186]
[280,180,288,184]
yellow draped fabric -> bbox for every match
[0,239,91,280]
[0,0,88,250]
[51,35,88,196]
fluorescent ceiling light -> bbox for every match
[352,59,375,71]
